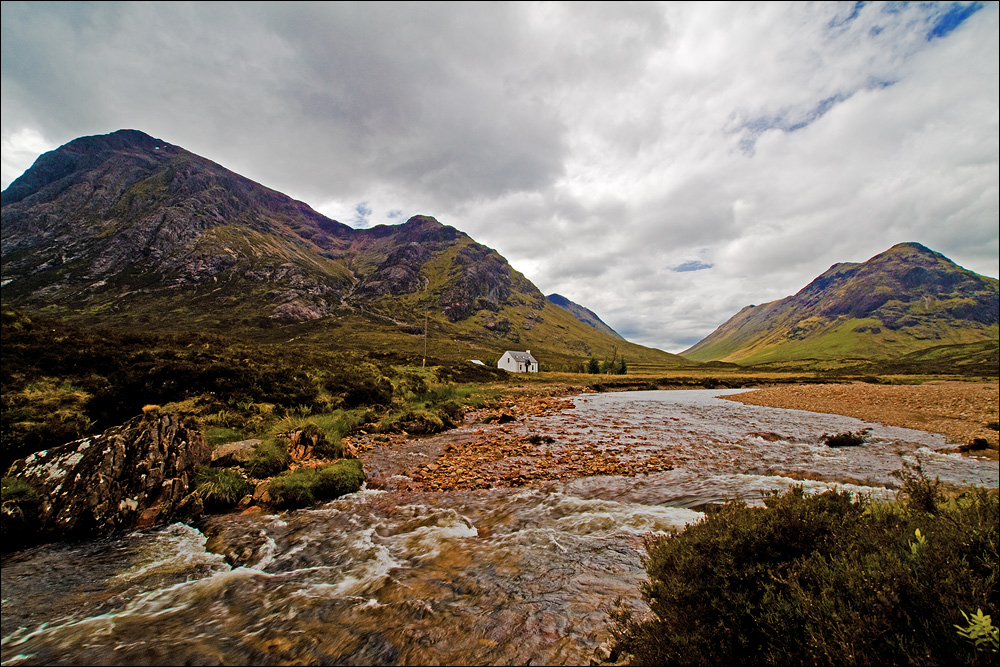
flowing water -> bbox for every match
[3,389,996,665]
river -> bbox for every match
[2,389,996,665]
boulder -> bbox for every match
[3,412,209,547]
[211,438,261,467]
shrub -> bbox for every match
[611,483,998,666]
[1,476,43,553]
[378,408,448,434]
[193,466,253,511]
[244,440,290,478]
[267,459,365,509]
[892,457,944,514]
[822,428,871,447]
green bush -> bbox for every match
[1,476,41,506]
[611,484,998,666]
[193,466,253,511]
[244,440,290,478]
[267,459,364,509]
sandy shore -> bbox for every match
[723,381,999,457]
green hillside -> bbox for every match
[1,130,686,372]
[683,243,998,366]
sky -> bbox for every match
[2,1,997,353]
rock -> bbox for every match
[3,413,209,547]
[211,439,262,467]
[252,480,272,504]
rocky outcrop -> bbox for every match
[3,412,209,549]
[210,439,261,467]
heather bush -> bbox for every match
[611,482,998,666]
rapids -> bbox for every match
[3,389,996,665]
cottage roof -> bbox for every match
[504,351,537,363]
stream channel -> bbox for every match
[2,388,997,665]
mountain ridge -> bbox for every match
[682,242,999,365]
[546,293,625,340]
[1,129,687,369]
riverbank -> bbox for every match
[722,380,999,458]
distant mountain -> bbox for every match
[546,294,624,340]
[682,242,999,365]
[1,130,686,369]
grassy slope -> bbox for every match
[684,244,999,365]
[698,315,999,366]
[26,234,686,371]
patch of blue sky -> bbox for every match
[737,92,849,151]
[926,1,984,41]
[828,1,867,29]
[350,201,372,228]
[865,77,895,90]
[673,261,714,273]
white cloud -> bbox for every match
[1,127,54,187]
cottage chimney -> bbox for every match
[526,350,530,355]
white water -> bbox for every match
[3,389,995,665]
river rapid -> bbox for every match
[3,389,996,666]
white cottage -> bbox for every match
[498,350,538,373]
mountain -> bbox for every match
[1,129,686,369]
[546,294,624,340]
[682,242,999,365]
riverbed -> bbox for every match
[3,389,996,665]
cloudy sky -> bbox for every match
[2,1,997,352]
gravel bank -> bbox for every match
[723,381,999,457]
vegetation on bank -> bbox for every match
[3,306,993,474]
[267,460,365,509]
[0,309,507,473]
[610,466,999,666]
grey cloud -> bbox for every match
[2,1,996,353]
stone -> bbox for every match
[4,413,210,547]
[211,439,262,467]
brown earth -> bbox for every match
[723,381,999,459]
[355,392,677,492]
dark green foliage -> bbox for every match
[193,466,254,511]
[1,476,41,506]
[244,440,290,478]
[0,309,402,470]
[435,363,507,383]
[321,360,393,408]
[611,484,998,666]
[587,357,601,374]
[267,459,365,509]
[1,476,43,553]
[892,458,945,514]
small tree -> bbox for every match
[587,357,600,374]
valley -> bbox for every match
[2,129,998,666]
